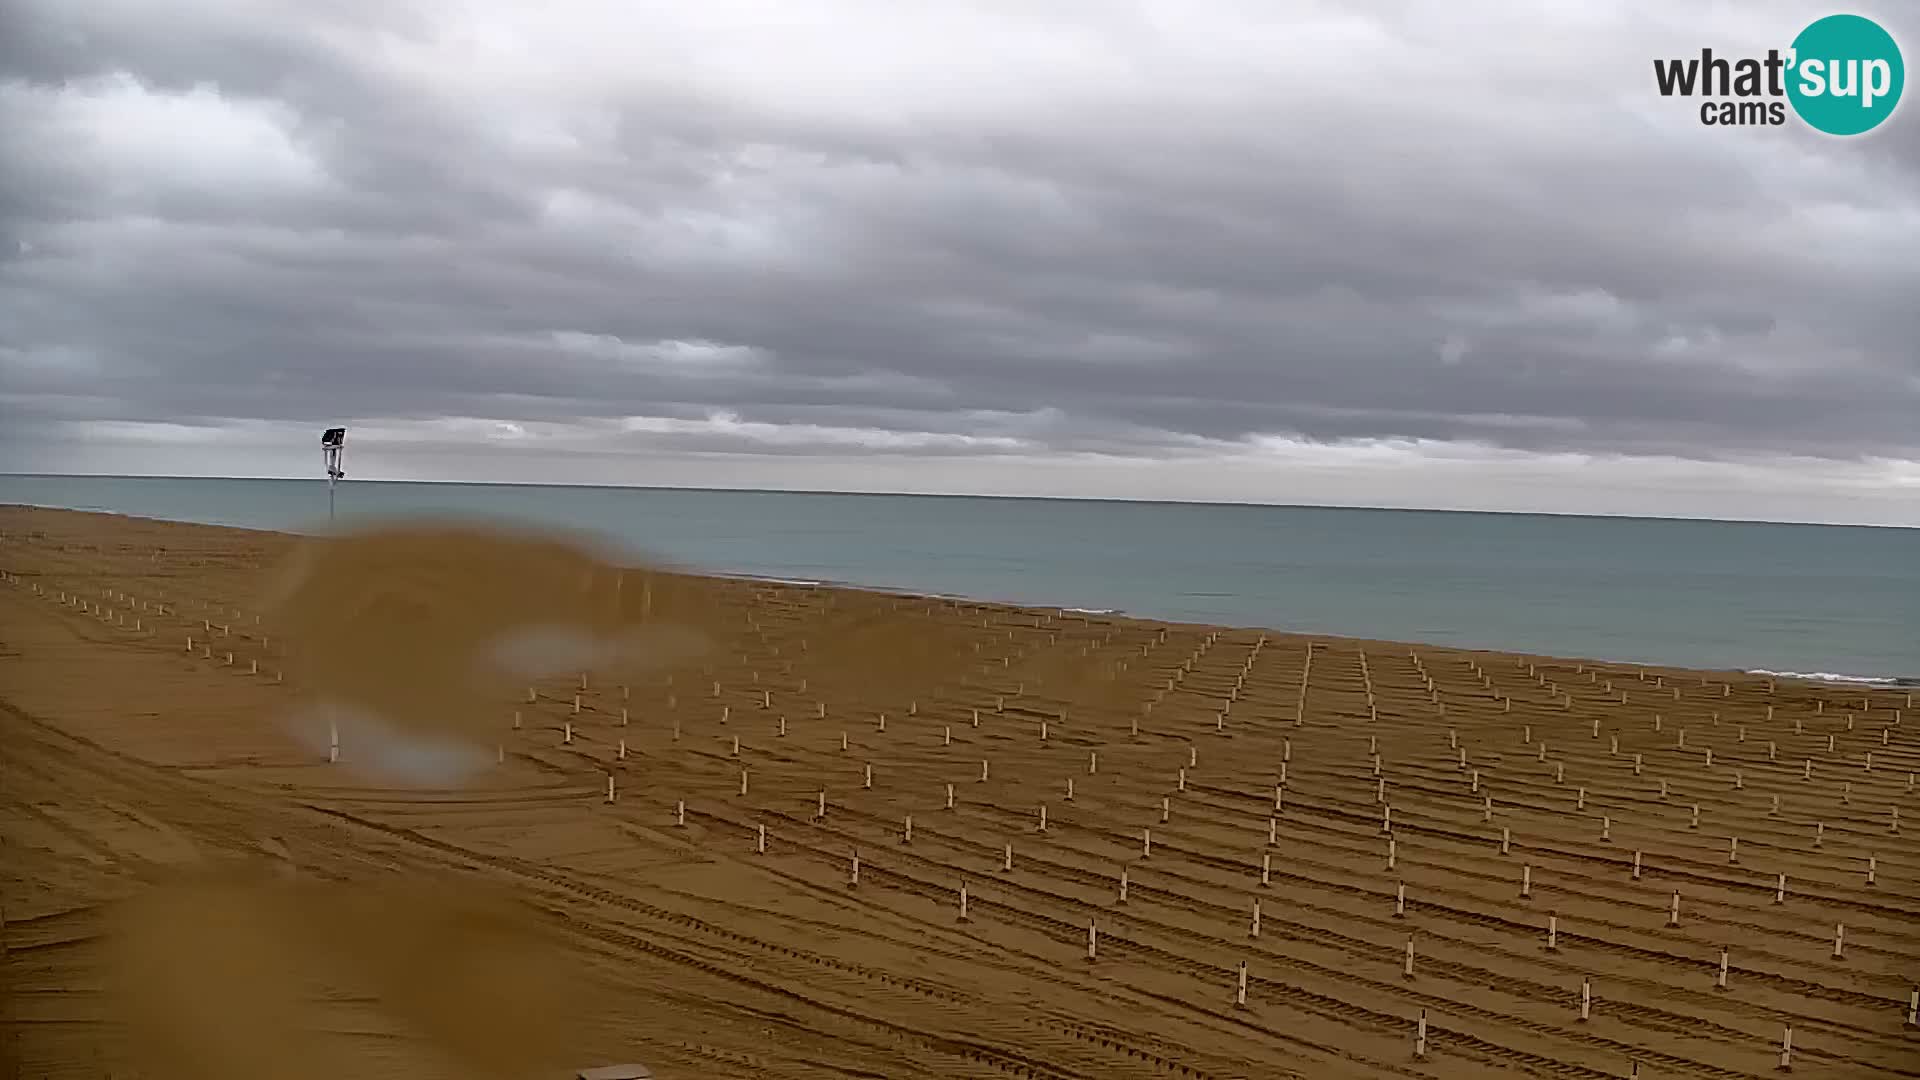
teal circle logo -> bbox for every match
[1787,14,1904,135]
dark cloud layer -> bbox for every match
[2,1,1917,521]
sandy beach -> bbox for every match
[1,504,1915,1079]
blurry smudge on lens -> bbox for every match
[281,701,493,787]
[259,519,717,748]
[477,621,712,682]
[105,518,699,1074]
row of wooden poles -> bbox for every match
[668,802,1920,1073]
[6,564,1917,718]
[14,563,1899,907]
[5,566,1919,1071]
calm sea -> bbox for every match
[3,474,1914,682]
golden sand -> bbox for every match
[1,505,1915,1078]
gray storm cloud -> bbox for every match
[1,1,1916,523]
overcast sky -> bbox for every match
[2,1,1916,525]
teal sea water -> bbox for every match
[3,474,1915,682]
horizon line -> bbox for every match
[4,470,1914,531]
